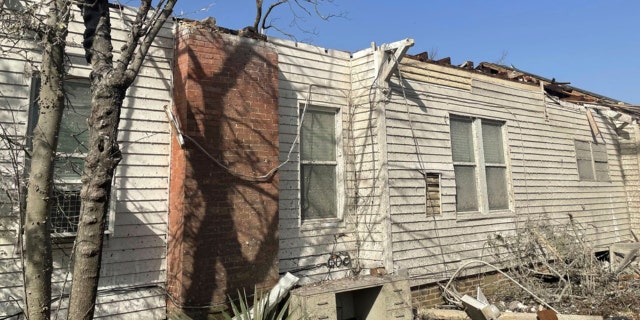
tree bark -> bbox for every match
[23,1,69,319]
[254,0,263,31]
[67,1,115,317]
[67,87,124,319]
[67,0,176,317]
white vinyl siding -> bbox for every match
[275,36,354,283]
[387,58,632,284]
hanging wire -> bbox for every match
[166,84,316,182]
[390,54,451,278]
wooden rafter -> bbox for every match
[375,38,415,85]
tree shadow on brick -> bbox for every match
[168,26,280,319]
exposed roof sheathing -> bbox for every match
[405,53,639,118]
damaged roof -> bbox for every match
[406,52,640,118]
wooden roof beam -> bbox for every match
[375,38,415,85]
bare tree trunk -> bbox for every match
[23,1,70,319]
[68,1,176,317]
[67,2,115,317]
[67,89,124,319]
[253,0,263,31]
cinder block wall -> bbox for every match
[168,22,280,317]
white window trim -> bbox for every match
[451,115,513,215]
[298,103,344,228]
[28,76,116,238]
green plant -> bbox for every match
[223,288,292,320]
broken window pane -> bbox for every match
[57,81,91,155]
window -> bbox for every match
[300,106,342,221]
[575,140,609,181]
[450,116,509,213]
[28,78,94,235]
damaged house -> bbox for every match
[1,9,640,319]
[165,20,640,318]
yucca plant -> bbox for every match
[223,288,292,320]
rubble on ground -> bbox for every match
[420,218,640,320]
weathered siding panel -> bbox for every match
[385,59,634,285]
[621,124,640,235]
[274,38,356,283]
[0,5,173,318]
[348,49,390,270]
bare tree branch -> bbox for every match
[261,0,286,31]
[124,0,176,83]
[113,0,152,79]
[253,0,263,31]
[257,0,343,40]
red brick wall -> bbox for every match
[411,272,510,308]
[168,23,280,316]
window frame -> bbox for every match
[298,103,344,226]
[450,114,512,214]
[574,140,610,182]
[27,76,116,237]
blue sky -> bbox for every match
[174,1,640,104]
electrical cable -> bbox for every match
[391,54,451,278]
[168,83,349,183]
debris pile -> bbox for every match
[422,217,640,319]
[484,217,640,317]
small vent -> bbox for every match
[425,173,441,215]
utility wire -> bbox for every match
[167,84,334,182]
